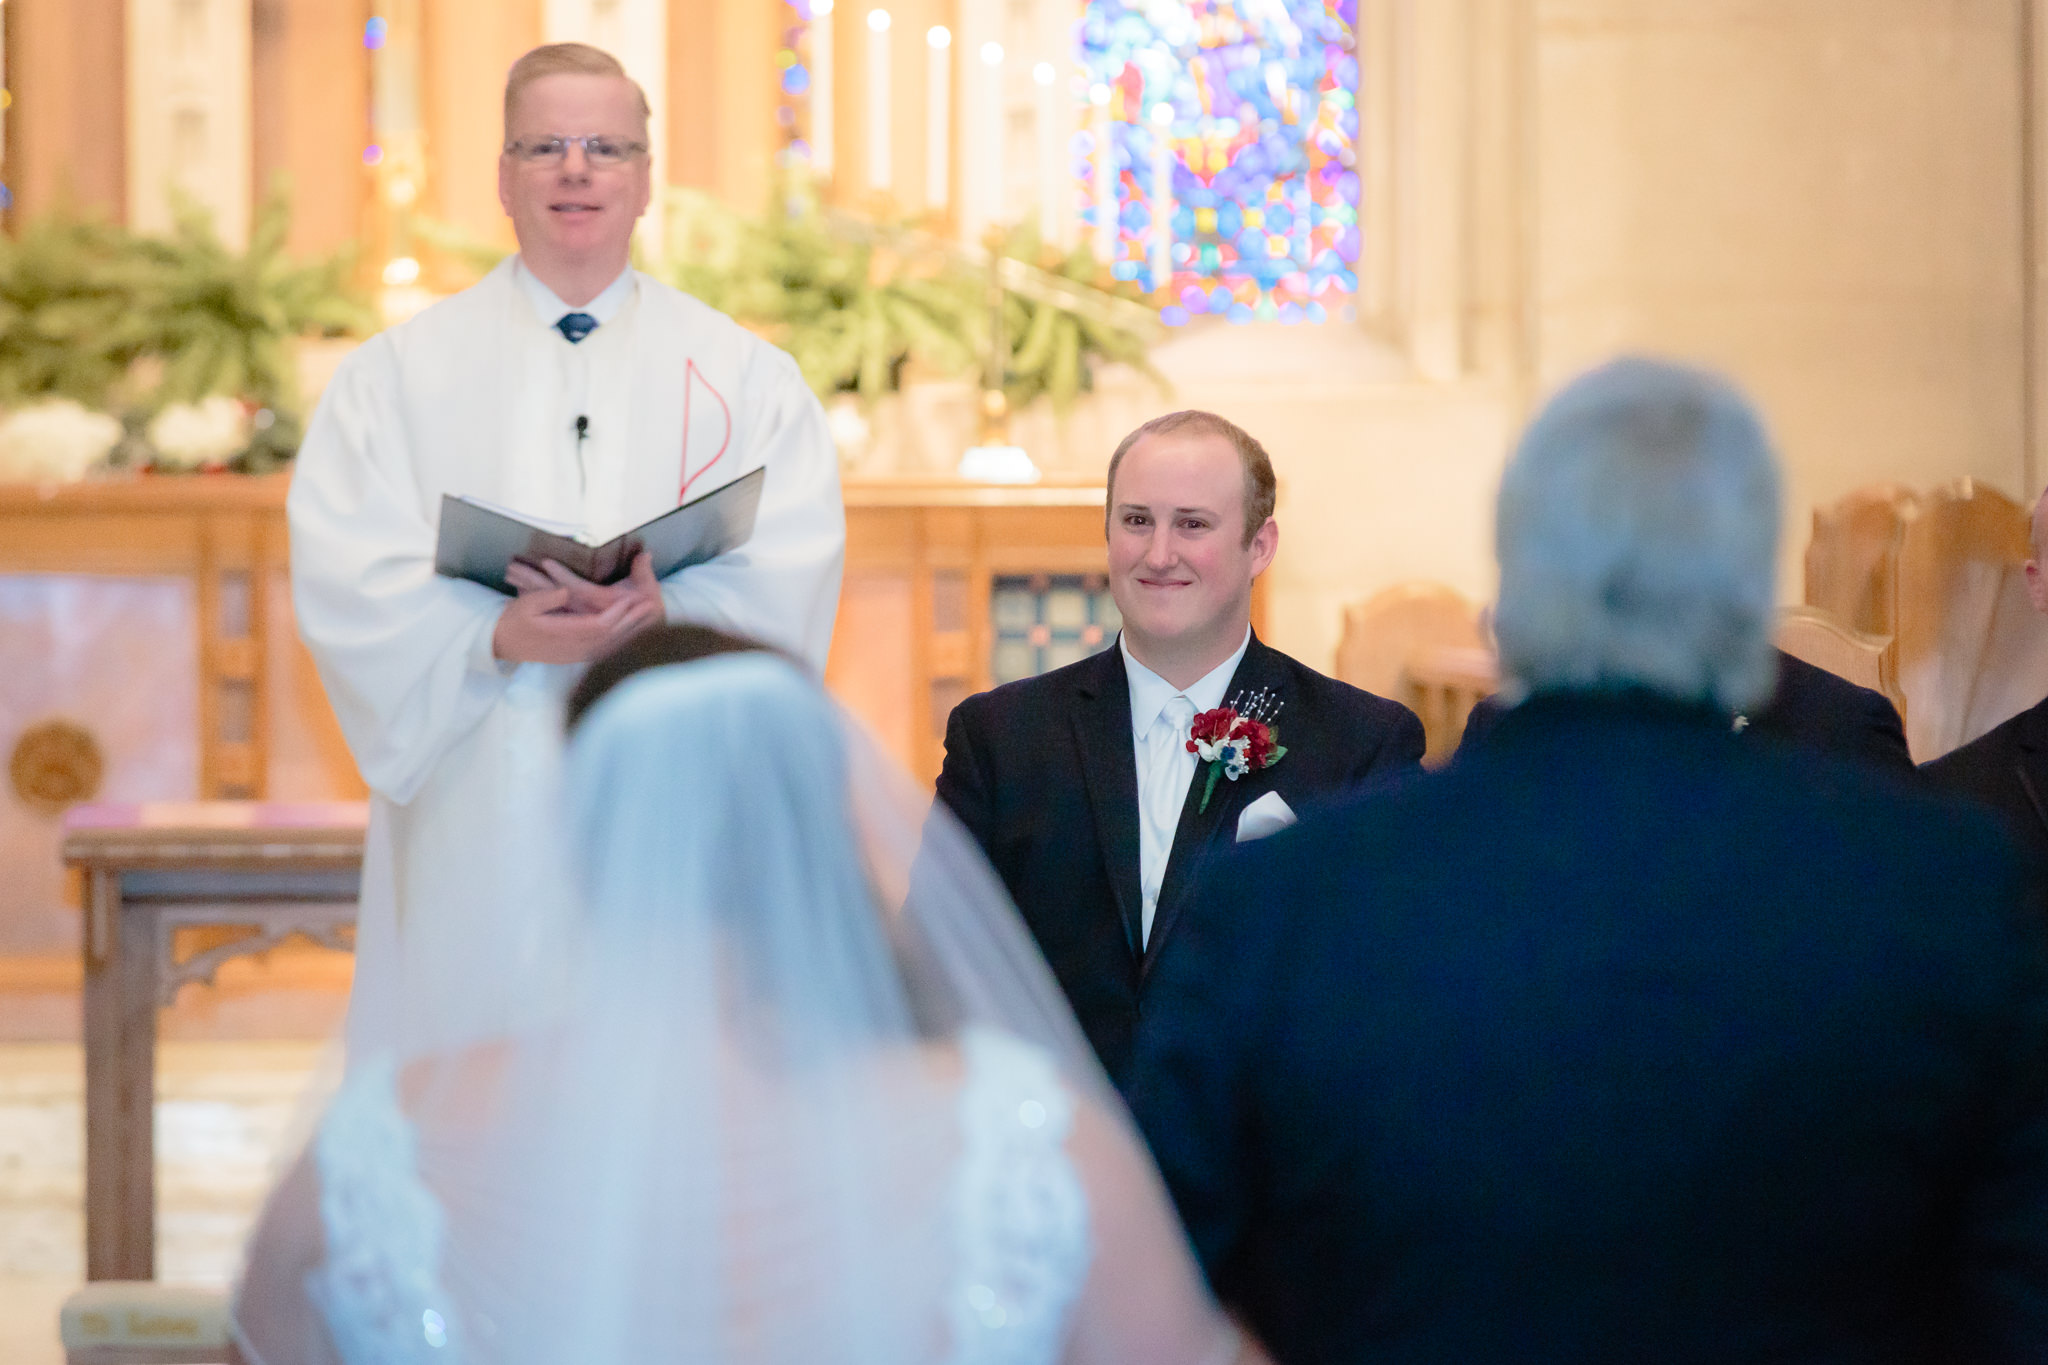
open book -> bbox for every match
[433,466,766,595]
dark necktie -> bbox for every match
[556,312,598,344]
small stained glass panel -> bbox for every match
[990,574,1122,685]
[992,586,1038,634]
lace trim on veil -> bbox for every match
[306,1056,466,1365]
[947,1027,1092,1365]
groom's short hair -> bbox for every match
[1493,356,1781,715]
[1106,410,1277,547]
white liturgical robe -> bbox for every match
[290,258,845,1050]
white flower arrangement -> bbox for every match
[0,399,124,484]
[147,396,250,470]
[826,396,872,455]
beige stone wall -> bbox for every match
[1232,0,2042,674]
[1529,0,2034,594]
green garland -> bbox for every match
[0,190,372,470]
[657,186,1167,413]
[418,183,1169,415]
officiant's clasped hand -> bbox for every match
[496,550,665,665]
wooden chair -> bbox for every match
[1804,483,1918,638]
[1892,478,2045,761]
[1403,644,1500,767]
[1334,583,1491,765]
[60,1282,230,1364]
[1335,582,1485,700]
[1773,606,1904,719]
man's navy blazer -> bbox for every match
[1461,648,1914,775]
[1131,690,2048,1364]
[936,632,1423,1087]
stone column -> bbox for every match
[9,0,126,224]
[127,0,252,247]
[252,0,372,261]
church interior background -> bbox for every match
[2,0,2048,1357]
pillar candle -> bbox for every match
[866,9,891,193]
[926,26,951,211]
[1091,84,1115,264]
[1148,102,1174,290]
[1033,62,1059,246]
[812,0,835,178]
[981,41,1006,230]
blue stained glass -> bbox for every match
[1078,0,1360,322]
[991,576,1121,683]
[777,1,824,166]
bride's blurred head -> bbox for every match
[563,644,914,1055]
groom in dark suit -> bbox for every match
[936,410,1424,1088]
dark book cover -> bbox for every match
[433,467,766,595]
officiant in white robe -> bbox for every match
[290,43,844,1050]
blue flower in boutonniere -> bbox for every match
[1185,688,1287,814]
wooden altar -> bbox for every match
[0,477,296,802]
[0,471,1265,797]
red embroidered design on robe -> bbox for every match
[679,359,732,502]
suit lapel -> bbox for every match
[1142,636,1285,980]
[1070,648,1144,960]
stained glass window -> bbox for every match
[777,0,823,170]
[992,574,1122,684]
[1076,0,1360,324]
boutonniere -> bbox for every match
[1186,688,1287,814]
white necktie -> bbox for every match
[1140,694,1196,949]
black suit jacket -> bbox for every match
[1923,693,2048,903]
[1132,691,2048,1365]
[1458,648,1914,775]
[936,633,1423,1087]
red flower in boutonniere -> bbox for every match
[1185,688,1288,814]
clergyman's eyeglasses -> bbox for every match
[503,136,648,168]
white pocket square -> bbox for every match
[1236,790,1298,843]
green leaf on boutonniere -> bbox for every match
[1198,762,1224,815]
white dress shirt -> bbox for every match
[1123,627,1251,948]
[513,259,635,507]
[514,258,635,328]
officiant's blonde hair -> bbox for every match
[504,43,651,138]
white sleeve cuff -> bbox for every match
[469,604,518,678]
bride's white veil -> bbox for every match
[238,649,1217,1365]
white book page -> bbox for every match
[453,494,590,543]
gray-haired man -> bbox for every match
[1131,357,2048,1364]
